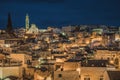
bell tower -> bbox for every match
[25,14,29,31]
[6,13,13,34]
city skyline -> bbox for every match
[1,0,120,29]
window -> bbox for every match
[100,75,104,80]
[58,74,62,78]
[84,75,90,80]
[100,78,103,80]
[56,65,61,70]
[107,57,110,60]
[27,60,31,65]
[84,77,90,80]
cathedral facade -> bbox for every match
[25,14,39,34]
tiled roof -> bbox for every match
[81,60,108,67]
[107,70,120,80]
[4,75,19,80]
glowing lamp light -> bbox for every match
[5,44,10,47]
[24,36,28,39]
[109,60,114,64]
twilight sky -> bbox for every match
[0,0,120,29]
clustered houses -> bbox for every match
[0,14,120,80]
